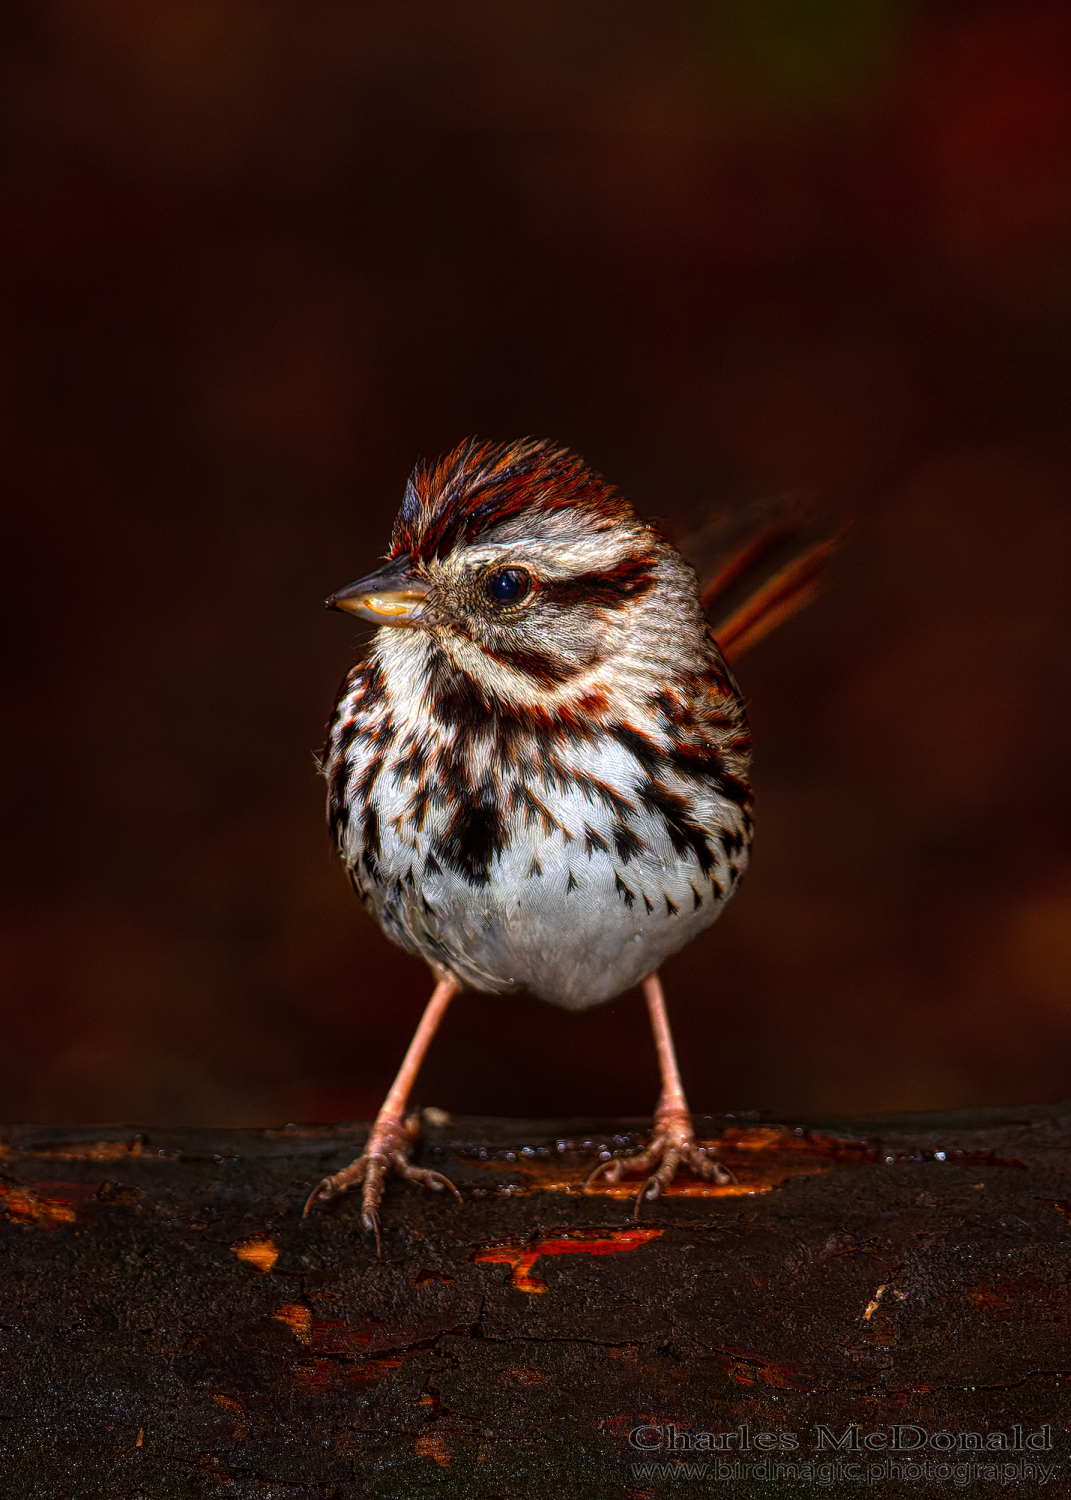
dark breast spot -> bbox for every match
[640,780,717,875]
[510,784,559,833]
[583,825,609,857]
[432,793,508,887]
[335,717,360,755]
[612,823,644,863]
[355,753,384,800]
[393,738,429,781]
[405,786,431,831]
[326,758,350,843]
[427,655,489,734]
[670,743,753,807]
[571,771,634,819]
[610,723,663,777]
[361,804,381,862]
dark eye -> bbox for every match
[486,568,531,605]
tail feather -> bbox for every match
[678,497,848,663]
[698,521,802,619]
[709,527,849,662]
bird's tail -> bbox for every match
[680,499,849,662]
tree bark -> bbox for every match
[1,1102,1069,1497]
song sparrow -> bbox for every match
[305,439,834,1241]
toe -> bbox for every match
[405,1166,462,1201]
[584,1159,622,1190]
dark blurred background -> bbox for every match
[3,0,1071,1127]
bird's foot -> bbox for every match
[584,1106,734,1220]
[302,1110,460,1252]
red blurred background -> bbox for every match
[3,1,1071,1127]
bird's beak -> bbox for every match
[326,561,432,627]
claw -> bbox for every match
[302,1180,330,1218]
[635,1174,661,1220]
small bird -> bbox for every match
[305,439,837,1240]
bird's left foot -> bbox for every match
[584,1106,734,1219]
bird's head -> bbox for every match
[329,439,702,694]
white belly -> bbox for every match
[347,737,748,1010]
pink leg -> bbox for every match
[303,974,461,1248]
[586,972,733,1218]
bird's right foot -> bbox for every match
[302,1111,460,1253]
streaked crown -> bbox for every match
[387,438,637,563]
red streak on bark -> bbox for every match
[473,1227,662,1292]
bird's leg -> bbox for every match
[303,974,462,1248]
[586,972,733,1218]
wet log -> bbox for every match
[1,1102,1070,1497]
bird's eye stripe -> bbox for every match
[537,557,657,610]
